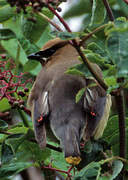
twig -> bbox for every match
[79,24,108,46]
[100,156,127,164]
[123,0,128,5]
[102,0,114,21]
[37,12,63,32]
[42,164,73,178]
[0,131,12,135]
[47,3,72,32]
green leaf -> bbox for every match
[63,0,91,19]
[36,25,52,48]
[1,39,28,65]
[0,120,8,131]
[3,15,23,39]
[106,20,128,78]
[83,140,93,153]
[23,60,40,72]
[5,134,25,153]
[0,98,11,111]
[22,9,53,43]
[104,76,117,87]
[98,177,109,180]
[0,0,8,6]
[110,160,123,180]
[103,115,128,158]
[1,142,14,164]
[117,0,128,16]
[66,68,85,76]
[90,0,106,26]
[107,31,128,77]
[74,162,101,179]
[76,87,85,103]
[66,63,91,77]
[28,63,42,76]
[18,36,39,55]
[0,28,16,40]
[0,5,14,23]
[48,150,69,172]
[52,31,77,40]
[8,126,28,134]
[17,141,51,163]
[0,162,33,178]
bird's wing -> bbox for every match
[32,91,50,149]
[83,86,111,141]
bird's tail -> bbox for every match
[60,126,81,165]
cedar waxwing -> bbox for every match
[27,38,111,165]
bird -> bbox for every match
[27,38,111,165]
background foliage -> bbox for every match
[0,0,128,179]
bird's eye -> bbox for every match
[49,48,56,54]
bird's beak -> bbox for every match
[27,52,41,61]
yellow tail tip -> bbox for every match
[65,156,81,165]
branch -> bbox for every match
[73,45,108,90]
[47,3,72,32]
[115,90,126,159]
[102,0,114,21]
[79,24,108,46]
[46,4,108,91]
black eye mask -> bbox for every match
[27,46,58,62]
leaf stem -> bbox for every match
[100,156,127,165]
[18,109,30,128]
[102,0,114,21]
[15,44,20,76]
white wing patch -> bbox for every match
[41,91,49,116]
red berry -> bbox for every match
[18,91,25,97]
[57,7,62,12]
[1,54,6,59]
[24,88,29,92]
[19,100,25,105]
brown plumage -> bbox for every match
[27,38,111,165]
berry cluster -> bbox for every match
[7,0,67,13]
[0,58,31,116]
